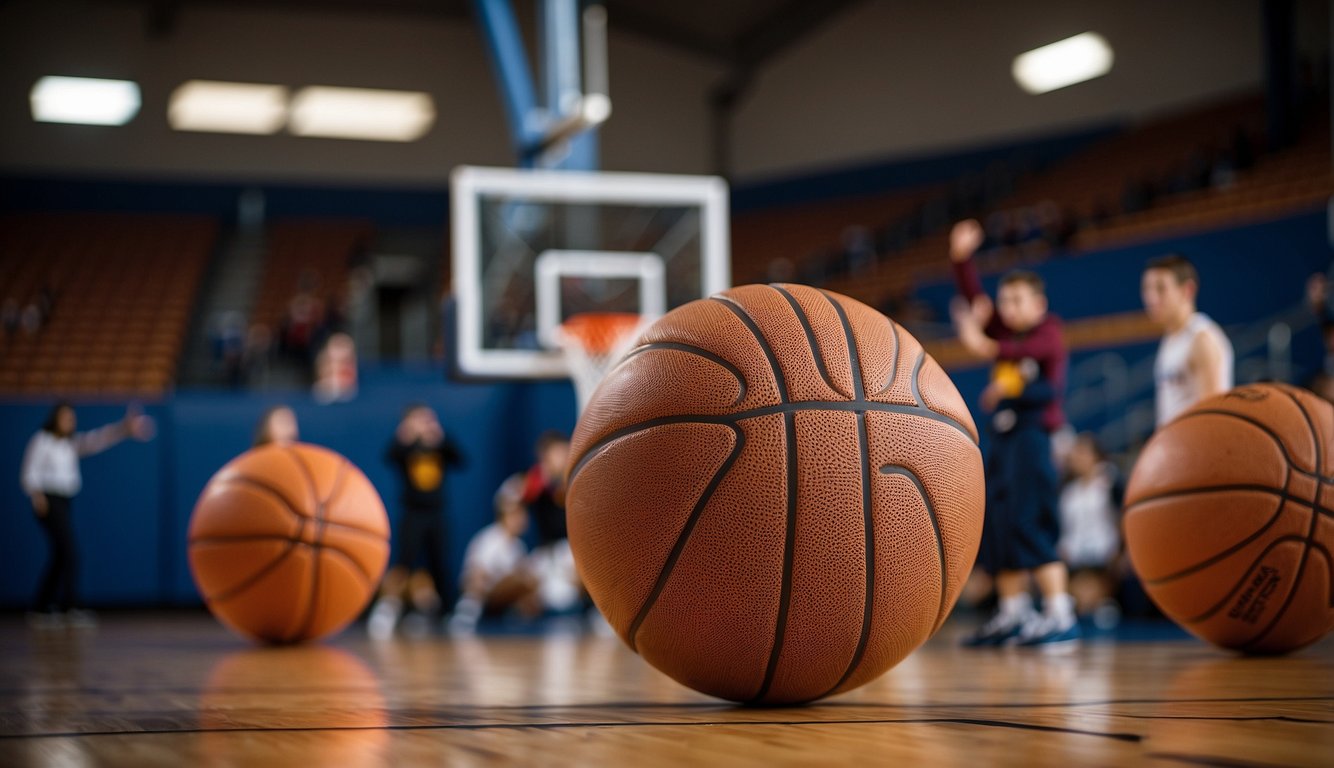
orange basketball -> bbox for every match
[1124,383,1334,654]
[567,284,984,704]
[189,442,390,644]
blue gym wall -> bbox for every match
[0,370,577,609]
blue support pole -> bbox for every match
[471,0,545,164]
[541,0,581,116]
[471,0,600,170]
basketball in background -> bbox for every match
[189,443,390,643]
[1124,383,1334,654]
[567,284,985,704]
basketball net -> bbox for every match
[556,312,645,413]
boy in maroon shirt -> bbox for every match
[948,219,1079,647]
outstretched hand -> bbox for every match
[949,219,984,263]
[123,404,156,441]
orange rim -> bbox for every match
[558,312,641,356]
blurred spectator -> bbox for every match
[15,285,57,336]
[522,431,582,614]
[21,402,155,627]
[252,405,299,447]
[279,270,326,362]
[448,474,539,634]
[1057,433,1124,626]
[525,431,571,547]
[211,311,246,389]
[312,332,358,404]
[369,404,465,638]
[242,323,274,386]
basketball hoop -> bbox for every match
[556,312,644,412]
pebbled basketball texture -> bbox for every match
[1124,383,1334,655]
[189,443,391,644]
[566,284,985,704]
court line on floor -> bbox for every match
[1116,714,1333,724]
[1145,752,1297,768]
[0,716,1143,742]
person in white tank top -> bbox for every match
[1142,255,1235,428]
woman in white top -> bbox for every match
[1142,254,1235,427]
[20,402,154,624]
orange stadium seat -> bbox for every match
[0,213,217,397]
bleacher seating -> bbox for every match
[0,213,217,396]
[730,185,948,284]
[249,218,372,334]
[733,93,1332,320]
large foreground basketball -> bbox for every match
[567,284,984,703]
[189,443,390,643]
[1124,383,1333,654]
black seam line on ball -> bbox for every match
[566,400,977,486]
[1124,485,1333,520]
[819,289,866,401]
[879,465,949,632]
[770,284,851,400]
[1244,389,1323,651]
[750,412,800,704]
[1135,473,1293,586]
[287,450,336,643]
[909,351,927,408]
[870,312,901,399]
[204,538,300,604]
[205,476,387,538]
[315,544,377,588]
[626,425,745,653]
[1310,544,1334,609]
[192,535,378,589]
[1179,535,1313,625]
[818,412,876,700]
[1176,408,1334,484]
[283,445,321,516]
[621,342,748,406]
[711,295,788,403]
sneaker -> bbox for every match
[1015,614,1082,648]
[399,612,431,638]
[1091,600,1122,631]
[446,611,478,637]
[961,610,1031,648]
[367,597,402,640]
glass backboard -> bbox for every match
[450,166,730,378]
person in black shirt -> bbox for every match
[521,431,584,614]
[368,404,464,638]
[522,430,570,546]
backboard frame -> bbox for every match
[450,165,730,379]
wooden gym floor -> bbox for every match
[0,613,1330,767]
